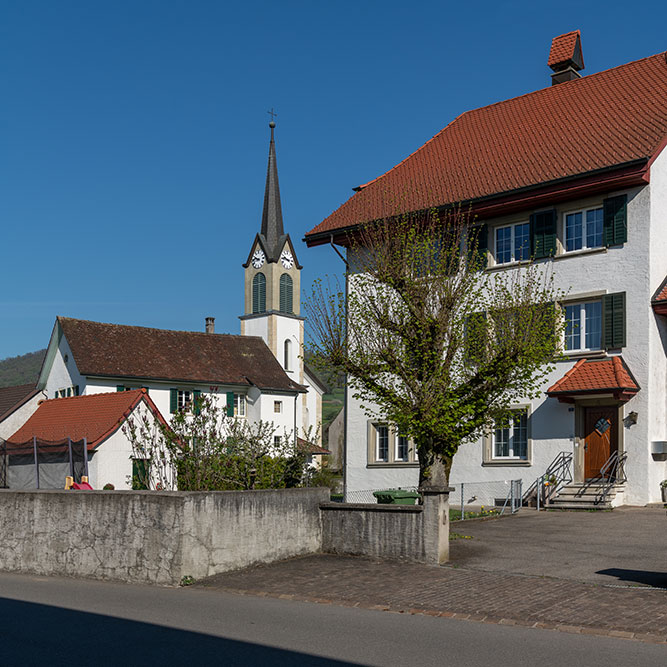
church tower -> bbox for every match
[240,121,304,385]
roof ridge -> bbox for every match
[45,388,145,403]
[59,316,251,339]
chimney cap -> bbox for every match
[548,30,584,73]
[205,317,215,334]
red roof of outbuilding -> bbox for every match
[6,389,166,449]
[546,357,639,397]
[306,51,667,242]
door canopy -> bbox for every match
[546,356,639,404]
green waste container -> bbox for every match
[372,489,420,505]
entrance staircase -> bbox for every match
[525,450,628,511]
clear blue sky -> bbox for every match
[1,0,665,359]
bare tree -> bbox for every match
[305,208,563,489]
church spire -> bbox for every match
[260,120,285,259]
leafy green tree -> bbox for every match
[123,395,309,491]
[305,209,563,490]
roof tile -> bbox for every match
[548,30,582,69]
[0,383,37,423]
[547,357,639,395]
[306,52,667,240]
[6,389,163,449]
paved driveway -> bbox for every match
[449,505,667,587]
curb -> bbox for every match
[216,587,667,645]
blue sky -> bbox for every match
[1,0,665,359]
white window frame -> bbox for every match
[274,400,282,414]
[177,390,192,411]
[492,411,528,461]
[483,405,532,465]
[234,393,246,418]
[563,205,604,253]
[494,221,531,265]
[367,422,418,466]
[563,299,602,354]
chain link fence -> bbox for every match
[343,479,523,519]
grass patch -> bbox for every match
[449,507,500,521]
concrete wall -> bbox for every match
[0,487,328,586]
[321,503,425,562]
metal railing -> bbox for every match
[525,451,573,510]
[583,450,628,506]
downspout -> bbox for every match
[330,235,350,500]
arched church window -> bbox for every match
[252,273,266,313]
[279,274,293,313]
[284,339,292,370]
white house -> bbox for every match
[5,389,167,490]
[305,31,667,506]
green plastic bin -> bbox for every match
[372,489,420,505]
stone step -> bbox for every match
[547,501,613,510]
[557,488,616,500]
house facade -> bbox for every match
[305,32,667,505]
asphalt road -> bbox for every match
[0,572,664,666]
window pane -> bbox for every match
[566,213,583,252]
[494,425,510,457]
[512,412,528,459]
[396,435,409,462]
[564,304,581,350]
[584,301,602,350]
[496,227,512,264]
[586,208,603,248]
[376,425,389,462]
[514,223,531,261]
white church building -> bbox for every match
[305,32,667,506]
[6,122,325,489]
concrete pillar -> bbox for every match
[420,487,453,565]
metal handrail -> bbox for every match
[524,451,573,509]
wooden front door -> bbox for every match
[584,407,617,479]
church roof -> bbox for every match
[305,48,667,244]
[55,317,306,393]
[5,389,165,449]
[260,121,285,261]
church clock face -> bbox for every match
[280,249,294,269]
[251,248,265,269]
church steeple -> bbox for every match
[260,121,285,260]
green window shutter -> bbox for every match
[530,210,557,259]
[252,273,266,314]
[226,391,235,417]
[193,389,202,415]
[469,225,488,269]
[603,195,628,246]
[602,292,626,349]
[116,385,125,392]
[170,388,178,413]
[74,385,80,396]
[279,274,293,313]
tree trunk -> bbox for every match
[418,443,452,491]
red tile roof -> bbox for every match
[0,383,38,423]
[652,281,667,303]
[58,317,305,393]
[297,436,331,456]
[6,389,166,449]
[306,51,667,242]
[548,30,582,70]
[546,357,639,397]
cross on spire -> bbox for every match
[267,107,278,123]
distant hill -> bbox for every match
[0,349,46,388]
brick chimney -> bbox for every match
[548,30,584,85]
[205,317,215,334]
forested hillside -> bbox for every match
[0,349,46,388]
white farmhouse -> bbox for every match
[304,32,667,506]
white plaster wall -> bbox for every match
[648,146,667,497]
[242,318,269,346]
[43,334,85,399]
[0,392,47,441]
[344,186,660,503]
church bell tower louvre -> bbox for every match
[240,120,304,382]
